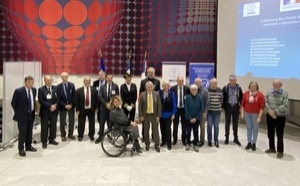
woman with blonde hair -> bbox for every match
[109,96,142,153]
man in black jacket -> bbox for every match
[222,74,243,146]
[11,76,37,157]
[38,75,60,149]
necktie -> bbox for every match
[85,87,89,106]
[64,83,68,98]
[28,89,32,113]
[179,87,183,107]
[108,84,111,101]
[147,93,153,113]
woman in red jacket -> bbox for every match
[241,81,265,151]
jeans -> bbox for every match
[207,111,221,143]
[244,112,259,144]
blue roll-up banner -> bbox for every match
[189,63,215,88]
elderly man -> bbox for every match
[74,76,98,142]
[138,81,162,152]
[265,79,288,159]
[194,77,209,147]
[171,76,190,146]
[139,67,161,141]
[222,74,243,146]
[38,75,59,149]
[206,78,223,148]
[57,72,76,141]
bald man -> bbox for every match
[265,79,288,159]
[38,75,60,149]
[57,72,76,141]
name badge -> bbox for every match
[47,94,52,99]
[112,90,116,95]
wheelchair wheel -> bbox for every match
[101,129,127,157]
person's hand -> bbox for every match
[130,121,137,127]
[222,108,225,114]
[256,117,261,124]
[190,118,196,123]
[171,115,175,120]
[95,108,98,113]
[202,113,206,119]
[240,112,244,119]
[65,104,72,110]
[50,105,57,112]
[268,110,277,119]
[155,117,160,123]
[76,111,79,115]
[139,116,144,122]
[106,103,111,110]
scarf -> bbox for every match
[249,91,257,103]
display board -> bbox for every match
[162,61,187,87]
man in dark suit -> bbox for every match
[120,72,137,121]
[11,76,37,157]
[57,72,76,141]
[74,76,98,142]
[95,73,119,144]
[171,76,190,146]
[138,81,162,152]
[92,70,106,134]
[139,67,161,141]
[38,75,60,149]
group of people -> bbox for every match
[11,68,288,159]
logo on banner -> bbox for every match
[243,2,260,17]
[169,68,179,78]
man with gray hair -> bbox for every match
[194,77,209,147]
[222,74,243,146]
[207,78,223,148]
[265,79,288,159]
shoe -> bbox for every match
[251,143,256,151]
[49,140,59,145]
[167,145,172,150]
[215,142,219,148]
[145,145,149,151]
[135,141,143,153]
[265,148,276,153]
[19,150,26,157]
[185,144,190,151]
[194,145,199,152]
[277,152,284,159]
[160,143,165,147]
[225,138,229,145]
[198,141,204,147]
[155,146,160,153]
[245,143,251,150]
[89,136,95,141]
[172,140,177,145]
[78,137,83,142]
[141,137,145,143]
[25,146,37,152]
[182,141,187,146]
[68,135,76,140]
[233,139,241,146]
[95,137,101,144]
[61,136,66,142]
[42,143,47,149]
[208,142,212,147]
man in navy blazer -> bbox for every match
[95,73,119,144]
[171,76,190,146]
[57,72,76,141]
[38,75,60,149]
[11,76,37,157]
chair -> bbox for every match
[100,123,136,157]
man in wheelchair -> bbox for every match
[109,96,142,153]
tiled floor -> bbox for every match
[0,122,300,185]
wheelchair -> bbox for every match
[100,125,137,157]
